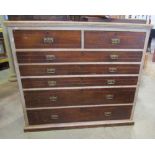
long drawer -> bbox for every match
[16,51,142,63]
[13,30,81,49]
[27,105,132,125]
[24,88,136,108]
[22,76,138,88]
[84,31,146,49]
[19,64,140,76]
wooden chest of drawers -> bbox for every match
[5,21,152,131]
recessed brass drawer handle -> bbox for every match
[104,112,112,117]
[47,68,55,74]
[107,79,116,85]
[108,67,117,73]
[48,81,57,87]
[106,94,114,100]
[46,55,55,61]
[111,38,120,45]
[43,37,54,44]
[49,96,57,102]
[50,114,59,119]
[110,54,119,60]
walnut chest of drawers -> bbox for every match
[5,21,152,131]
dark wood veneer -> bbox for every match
[27,105,132,125]
[16,51,142,63]
[24,88,136,108]
[13,30,81,49]
[22,76,138,88]
[84,31,146,49]
[19,64,140,76]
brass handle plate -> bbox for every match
[43,37,54,44]
[109,67,117,73]
[47,68,55,74]
[48,81,56,87]
[49,96,57,102]
[106,94,114,100]
[111,38,120,45]
[46,55,55,61]
[107,79,116,85]
[104,112,112,117]
[50,114,59,119]
[110,54,119,60]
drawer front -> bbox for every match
[17,51,142,63]
[19,64,140,76]
[27,105,132,125]
[24,88,136,108]
[13,30,81,49]
[22,76,138,88]
[84,31,146,49]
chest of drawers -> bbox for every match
[5,21,152,131]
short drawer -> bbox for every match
[24,88,136,108]
[16,51,142,63]
[27,105,132,125]
[84,31,146,49]
[19,64,140,76]
[22,76,138,88]
[13,30,81,49]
